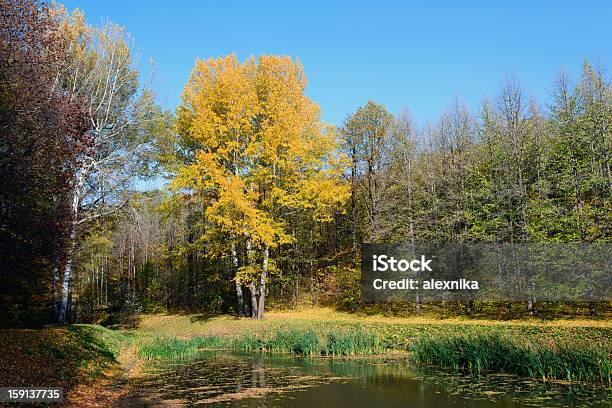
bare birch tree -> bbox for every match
[53,9,160,324]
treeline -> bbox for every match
[70,58,610,323]
[1,1,609,326]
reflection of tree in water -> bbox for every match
[250,354,266,388]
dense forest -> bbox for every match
[1,0,610,327]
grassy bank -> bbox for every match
[1,325,132,405]
[131,308,611,384]
[4,307,611,406]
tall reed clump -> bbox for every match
[137,336,224,360]
[137,326,382,359]
[325,327,380,356]
[411,333,611,383]
[268,330,322,356]
[230,330,325,355]
[231,326,381,356]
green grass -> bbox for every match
[137,336,224,360]
[411,332,611,383]
[136,325,382,359]
[131,311,611,384]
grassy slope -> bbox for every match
[134,307,612,351]
[3,308,611,405]
[1,325,132,406]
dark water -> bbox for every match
[121,351,611,407]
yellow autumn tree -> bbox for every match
[173,54,349,318]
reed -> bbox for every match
[137,325,382,359]
[230,326,381,356]
[133,317,611,384]
[411,332,611,383]
[137,336,224,360]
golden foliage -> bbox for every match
[173,54,349,250]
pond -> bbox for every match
[119,351,611,407]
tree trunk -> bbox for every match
[257,247,269,319]
[58,172,82,325]
[409,203,420,315]
[58,229,76,325]
[350,145,358,255]
[527,279,537,316]
[465,298,474,316]
[235,277,245,317]
[250,281,258,318]
[527,298,537,315]
[232,243,245,317]
[52,259,60,322]
[186,217,195,307]
[245,237,259,318]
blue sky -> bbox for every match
[62,1,611,125]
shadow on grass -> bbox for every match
[187,311,224,324]
[159,307,233,323]
[67,325,121,361]
[0,324,126,399]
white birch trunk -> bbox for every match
[57,169,85,325]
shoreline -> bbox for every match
[3,308,611,405]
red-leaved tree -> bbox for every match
[0,0,87,326]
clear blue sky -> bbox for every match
[62,0,611,125]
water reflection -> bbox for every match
[117,351,611,407]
